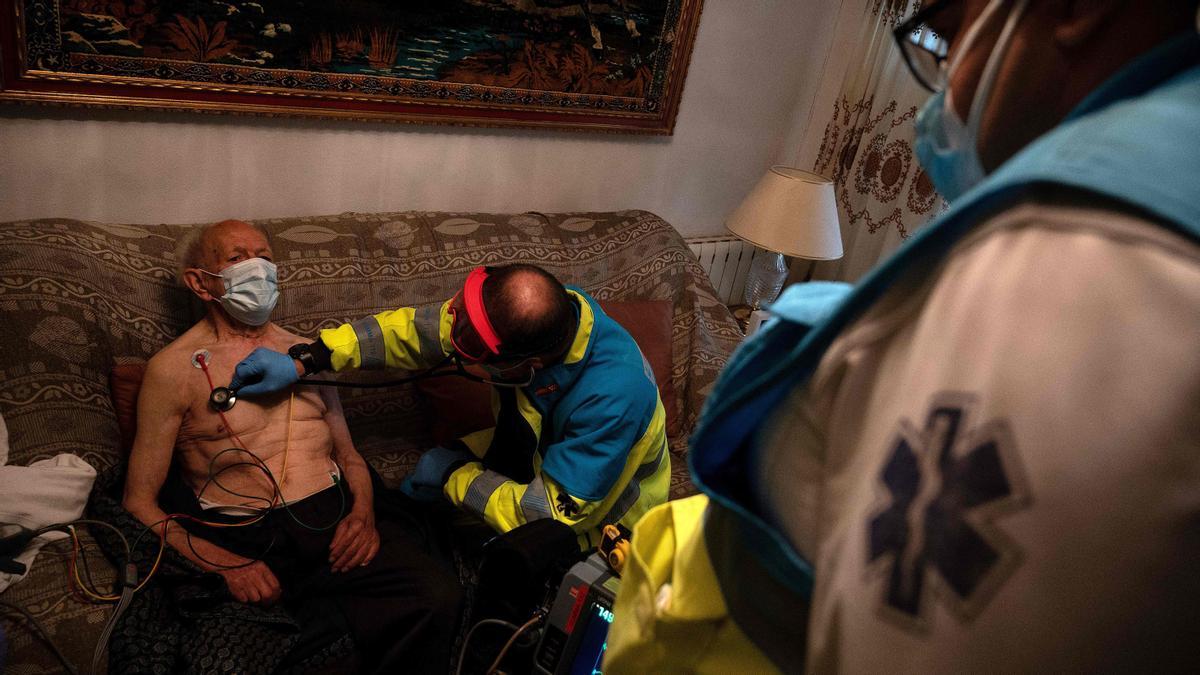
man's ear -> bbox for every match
[183,268,219,302]
[1054,0,1126,48]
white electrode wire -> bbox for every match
[455,618,522,675]
[486,613,542,675]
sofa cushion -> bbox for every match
[110,363,147,454]
[417,299,677,446]
[598,299,678,434]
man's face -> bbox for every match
[190,221,274,302]
[927,0,1072,172]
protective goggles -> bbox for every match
[448,266,504,363]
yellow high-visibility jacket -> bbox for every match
[318,287,670,546]
[605,495,780,675]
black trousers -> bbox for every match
[163,471,463,675]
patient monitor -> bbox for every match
[533,552,619,675]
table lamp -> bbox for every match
[726,167,843,324]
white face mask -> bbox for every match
[200,257,279,326]
[914,0,1030,201]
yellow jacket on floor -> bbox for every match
[605,494,780,675]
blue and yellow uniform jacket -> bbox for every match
[317,286,670,547]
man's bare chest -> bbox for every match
[173,339,309,443]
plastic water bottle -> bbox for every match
[743,251,788,309]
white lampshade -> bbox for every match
[726,166,843,260]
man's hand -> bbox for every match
[229,347,300,397]
[218,560,282,605]
[329,508,380,573]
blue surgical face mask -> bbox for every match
[201,257,279,326]
[914,0,1030,201]
[915,88,984,202]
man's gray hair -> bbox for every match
[174,220,270,286]
[175,227,208,286]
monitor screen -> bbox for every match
[568,602,614,675]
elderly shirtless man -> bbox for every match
[122,219,461,674]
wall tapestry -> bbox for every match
[0,0,702,133]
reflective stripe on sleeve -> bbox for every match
[463,470,509,516]
[636,438,668,482]
[414,304,443,361]
[601,439,667,527]
[350,316,387,370]
[520,475,553,521]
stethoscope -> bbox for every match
[202,351,535,412]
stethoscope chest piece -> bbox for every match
[209,386,237,412]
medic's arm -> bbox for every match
[440,388,547,534]
[442,460,604,537]
[316,299,452,372]
[443,389,668,544]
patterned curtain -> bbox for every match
[794,0,945,283]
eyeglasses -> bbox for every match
[894,1,955,93]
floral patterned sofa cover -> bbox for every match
[0,209,740,672]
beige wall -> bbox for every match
[0,1,839,237]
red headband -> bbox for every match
[463,267,502,356]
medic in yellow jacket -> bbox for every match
[229,265,670,547]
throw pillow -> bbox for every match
[109,362,147,454]
[597,300,677,436]
[416,366,495,447]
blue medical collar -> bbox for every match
[1067,31,1200,122]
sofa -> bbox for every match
[0,209,742,673]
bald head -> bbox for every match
[483,264,575,359]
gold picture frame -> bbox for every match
[0,0,703,133]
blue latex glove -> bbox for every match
[400,446,474,502]
[228,347,299,397]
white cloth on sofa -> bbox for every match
[0,419,98,591]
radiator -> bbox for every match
[686,236,768,306]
